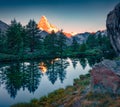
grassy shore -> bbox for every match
[0,52,57,62]
[11,73,91,107]
[0,50,103,62]
[11,72,120,107]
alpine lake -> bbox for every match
[0,57,102,107]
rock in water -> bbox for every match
[106,3,120,56]
[91,60,120,94]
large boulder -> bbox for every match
[91,60,120,94]
[106,3,120,56]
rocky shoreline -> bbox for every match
[91,59,120,94]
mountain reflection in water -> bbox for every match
[38,62,47,74]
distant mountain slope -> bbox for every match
[0,20,9,32]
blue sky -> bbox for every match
[0,0,119,33]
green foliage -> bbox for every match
[44,31,67,57]
[26,19,40,52]
[0,19,116,61]
[85,34,116,58]
[71,37,79,52]
[0,19,45,60]
[57,32,67,56]
[47,88,65,102]
[44,31,58,56]
[30,98,39,105]
[6,19,25,54]
[79,43,87,52]
[86,34,97,48]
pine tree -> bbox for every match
[44,31,58,56]
[26,20,39,52]
[57,31,67,56]
[6,19,24,54]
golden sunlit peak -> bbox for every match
[37,16,78,37]
[38,15,59,33]
[42,15,47,19]
[40,15,49,24]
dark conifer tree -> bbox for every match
[44,31,58,56]
[6,19,24,54]
[71,37,79,52]
[26,19,39,52]
[57,30,67,57]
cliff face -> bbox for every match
[106,3,120,56]
[89,2,120,98]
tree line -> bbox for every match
[0,19,116,60]
[0,19,67,57]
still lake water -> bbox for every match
[0,58,92,107]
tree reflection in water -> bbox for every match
[46,58,69,84]
[0,62,42,98]
[0,57,100,99]
[0,58,70,98]
[2,63,23,98]
[79,58,87,69]
[71,58,78,69]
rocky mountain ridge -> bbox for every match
[37,16,78,37]
[38,16,59,33]
[0,18,107,46]
[0,20,9,32]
